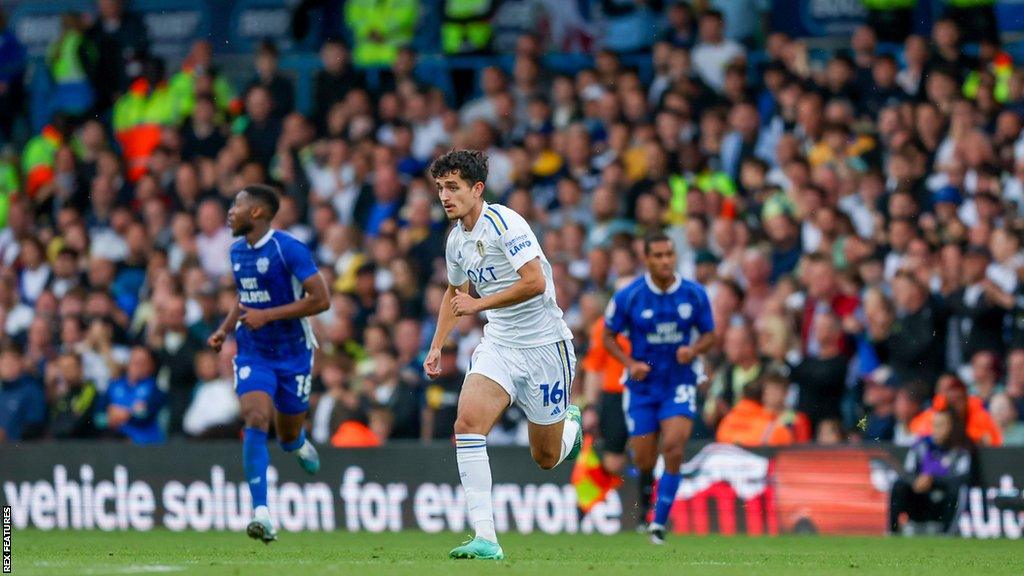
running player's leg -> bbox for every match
[650,415,693,529]
[234,358,278,542]
[450,373,509,558]
[647,382,698,543]
[629,431,659,526]
[274,351,319,474]
[624,388,660,527]
[521,341,581,470]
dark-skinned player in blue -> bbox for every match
[602,231,717,545]
[208,184,330,543]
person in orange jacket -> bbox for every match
[716,379,794,447]
[910,374,1002,446]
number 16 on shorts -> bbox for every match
[540,381,565,408]
[674,383,696,411]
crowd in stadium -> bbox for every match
[0,0,1023,451]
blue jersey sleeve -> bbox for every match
[277,233,319,283]
[694,285,714,334]
[604,287,631,335]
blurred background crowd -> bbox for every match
[1,0,1024,450]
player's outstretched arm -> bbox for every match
[238,273,330,330]
[451,258,546,316]
[424,281,468,379]
[208,297,243,351]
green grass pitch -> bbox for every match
[10,529,1024,576]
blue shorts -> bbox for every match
[233,348,314,415]
[623,381,697,437]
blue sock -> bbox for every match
[653,472,682,527]
[243,427,269,508]
[279,428,306,452]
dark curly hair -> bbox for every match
[429,149,488,187]
[242,184,281,218]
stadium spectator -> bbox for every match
[0,11,27,146]
[46,13,97,119]
[691,9,745,93]
[421,344,462,441]
[246,41,294,122]
[761,371,812,443]
[182,346,240,439]
[889,407,971,535]
[702,323,763,428]
[147,294,203,435]
[45,350,99,438]
[103,345,165,444]
[86,0,149,111]
[911,374,1002,446]
[313,39,365,134]
[791,312,848,431]
[715,379,793,447]
[0,342,46,442]
[1003,349,1024,419]
[878,272,947,387]
[893,381,927,446]
[344,0,418,68]
[989,392,1024,446]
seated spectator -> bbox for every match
[45,350,99,439]
[761,372,812,443]
[183,347,240,439]
[989,393,1024,447]
[103,346,166,444]
[0,342,46,441]
[889,407,971,535]
[911,374,1002,446]
[716,380,794,447]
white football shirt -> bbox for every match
[446,202,573,349]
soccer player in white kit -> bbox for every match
[423,150,583,560]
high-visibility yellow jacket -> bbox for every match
[345,0,419,67]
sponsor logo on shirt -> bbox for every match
[504,234,532,256]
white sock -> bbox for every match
[556,416,580,467]
[455,433,497,543]
[297,440,318,459]
[254,505,271,522]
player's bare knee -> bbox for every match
[634,451,657,472]
[531,446,559,470]
[243,409,270,431]
[662,448,685,471]
[454,414,484,435]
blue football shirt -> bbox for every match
[230,229,319,357]
[605,273,714,392]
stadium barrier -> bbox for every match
[1,442,1022,538]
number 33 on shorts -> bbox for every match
[673,383,696,411]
